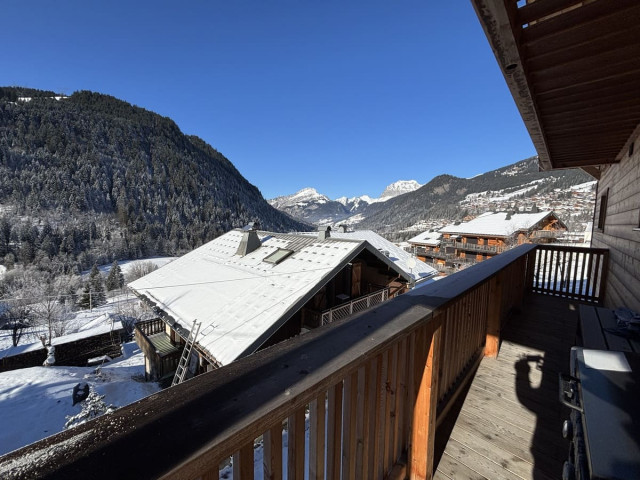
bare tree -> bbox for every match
[124,261,158,283]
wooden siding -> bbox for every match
[592,127,640,311]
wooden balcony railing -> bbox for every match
[529,244,609,304]
[135,317,165,336]
[321,288,389,325]
[454,241,507,254]
[0,244,607,480]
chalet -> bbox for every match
[129,225,435,382]
[406,230,446,268]
[6,3,640,480]
[439,210,566,263]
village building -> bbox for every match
[129,225,437,382]
[406,230,445,268]
[439,210,566,263]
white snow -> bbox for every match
[0,291,142,354]
[95,257,176,277]
[0,341,160,456]
[379,180,422,199]
[570,180,597,192]
[0,264,6,279]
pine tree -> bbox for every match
[78,264,106,309]
[105,260,124,291]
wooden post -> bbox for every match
[233,443,254,480]
[263,424,282,480]
[410,321,442,480]
[485,274,503,358]
[309,394,325,480]
[288,409,305,479]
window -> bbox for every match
[597,188,609,230]
[263,248,294,265]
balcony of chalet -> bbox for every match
[0,244,612,479]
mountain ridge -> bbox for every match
[269,157,595,236]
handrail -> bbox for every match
[321,288,389,325]
[0,243,585,480]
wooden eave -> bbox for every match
[472,0,640,174]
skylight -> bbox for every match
[263,248,294,265]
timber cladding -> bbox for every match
[0,329,124,373]
[592,128,640,313]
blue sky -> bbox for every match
[2,1,535,200]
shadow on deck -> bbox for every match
[434,293,579,480]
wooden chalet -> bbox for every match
[440,210,567,263]
[407,231,446,269]
[2,2,640,479]
[129,226,434,382]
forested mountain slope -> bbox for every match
[0,87,308,274]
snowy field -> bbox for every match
[0,257,175,456]
[0,341,161,456]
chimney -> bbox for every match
[338,224,348,233]
[318,226,331,240]
[236,223,261,256]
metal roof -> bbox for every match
[129,230,412,366]
[318,230,438,284]
[472,0,640,176]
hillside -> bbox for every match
[270,157,595,236]
[0,87,308,274]
[360,158,594,234]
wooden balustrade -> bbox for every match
[1,243,608,480]
[136,317,165,336]
[529,244,609,304]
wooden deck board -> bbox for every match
[435,294,578,480]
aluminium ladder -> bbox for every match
[171,320,200,387]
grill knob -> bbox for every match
[562,420,573,439]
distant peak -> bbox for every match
[380,180,422,199]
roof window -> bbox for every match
[264,248,294,265]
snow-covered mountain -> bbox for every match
[268,180,422,225]
[269,158,596,234]
[380,180,423,199]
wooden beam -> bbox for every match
[233,443,254,480]
[485,274,503,358]
[410,321,442,480]
[287,408,305,480]
[309,394,325,480]
[263,425,282,480]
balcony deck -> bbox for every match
[434,293,578,480]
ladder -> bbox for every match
[171,320,200,387]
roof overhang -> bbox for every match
[472,0,640,176]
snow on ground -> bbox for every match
[0,264,6,279]
[0,341,160,456]
[94,256,176,277]
[0,292,141,354]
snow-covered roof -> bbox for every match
[439,211,559,237]
[407,231,442,247]
[129,229,414,366]
[324,230,437,284]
